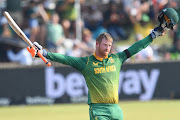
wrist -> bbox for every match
[150,32,156,39]
[150,27,164,39]
[42,49,48,57]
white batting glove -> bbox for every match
[32,42,47,58]
[150,27,165,39]
[33,42,42,55]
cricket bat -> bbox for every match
[3,11,51,67]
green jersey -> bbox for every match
[47,35,153,104]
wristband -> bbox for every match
[42,49,48,57]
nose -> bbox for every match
[107,45,111,50]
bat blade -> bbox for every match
[3,11,51,67]
[3,11,33,47]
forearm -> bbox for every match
[47,52,69,65]
[46,52,87,71]
[128,35,153,56]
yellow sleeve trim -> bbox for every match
[86,56,89,65]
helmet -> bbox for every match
[158,8,179,30]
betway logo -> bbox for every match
[45,67,160,101]
[119,69,160,101]
[45,67,88,98]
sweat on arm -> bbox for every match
[46,52,88,71]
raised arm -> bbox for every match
[47,52,87,71]
[116,27,164,63]
[116,7,179,63]
[127,35,153,57]
[27,42,87,71]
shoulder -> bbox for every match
[110,53,120,59]
[111,52,127,59]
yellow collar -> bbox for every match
[93,52,108,61]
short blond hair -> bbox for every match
[96,33,113,43]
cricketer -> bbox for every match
[28,8,178,120]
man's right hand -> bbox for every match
[27,42,47,58]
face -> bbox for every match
[51,14,59,24]
[96,38,112,56]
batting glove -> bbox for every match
[150,27,165,39]
[27,42,48,58]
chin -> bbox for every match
[103,52,109,56]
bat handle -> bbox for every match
[37,51,51,67]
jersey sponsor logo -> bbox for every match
[94,65,116,74]
[93,62,99,66]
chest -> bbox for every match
[84,57,121,75]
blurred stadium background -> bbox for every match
[0,0,180,120]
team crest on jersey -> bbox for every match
[109,57,114,63]
[93,62,99,66]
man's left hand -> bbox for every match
[150,27,165,39]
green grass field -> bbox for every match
[0,100,179,120]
